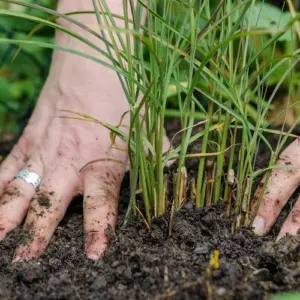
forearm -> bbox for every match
[42,1,129,102]
[57,0,123,17]
[47,1,131,86]
[55,0,125,55]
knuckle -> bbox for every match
[0,177,9,191]
[21,125,40,150]
[85,189,117,211]
[31,191,53,210]
[260,196,281,213]
[2,184,26,200]
[279,142,300,171]
[10,141,27,163]
[29,192,64,225]
[84,168,123,212]
[11,128,40,163]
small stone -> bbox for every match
[194,243,210,255]
[184,202,194,210]
[216,287,227,296]
[210,239,218,246]
[49,258,60,268]
[117,284,127,290]
[112,261,120,268]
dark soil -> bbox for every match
[0,126,300,300]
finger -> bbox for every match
[0,142,28,194]
[252,140,300,236]
[83,162,125,260]
[277,195,300,240]
[13,165,79,262]
[0,159,43,241]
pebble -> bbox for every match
[193,243,210,255]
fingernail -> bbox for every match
[12,256,20,263]
[276,231,288,242]
[12,249,22,263]
[12,253,23,263]
[86,253,100,261]
[252,215,266,236]
[11,257,23,264]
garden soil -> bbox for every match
[0,125,300,300]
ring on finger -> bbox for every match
[15,169,42,189]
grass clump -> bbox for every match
[1,0,300,232]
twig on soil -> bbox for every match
[155,278,204,300]
[135,205,150,231]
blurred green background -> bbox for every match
[0,0,55,136]
[0,0,299,137]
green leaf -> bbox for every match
[0,78,13,100]
[246,2,293,41]
[10,79,35,99]
[270,292,300,300]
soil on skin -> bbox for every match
[0,126,300,300]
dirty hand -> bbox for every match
[0,0,153,261]
[0,33,134,261]
[252,138,300,239]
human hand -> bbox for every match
[0,0,131,262]
[252,138,300,239]
[0,0,172,261]
[0,43,134,260]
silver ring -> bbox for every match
[15,169,41,189]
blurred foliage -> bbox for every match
[0,0,55,135]
[165,0,300,125]
[0,0,299,136]
[270,291,300,300]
